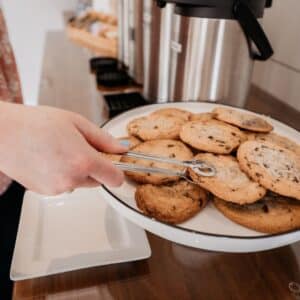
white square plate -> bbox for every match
[10,187,151,281]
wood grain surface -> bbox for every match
[13,31,300,300]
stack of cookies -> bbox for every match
[108,107,300,234]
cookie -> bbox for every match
[214,193,300,234]
[101,136,141,162]
[150,108,192,121]
[135,181,208,224]
[121,139,193,185]
[127,115,184,141]
[179,119,245,154]
[246,132,300,156]
[190,112,213,122]
[188,153,266,204]
[237,141,300,200]
[212,107,273,132]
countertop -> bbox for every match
[13,31,300,300]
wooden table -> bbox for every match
[13,32,300,300]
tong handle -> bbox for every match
[125,151,185,166]
[124,151,216,176]
[113,162,185,177]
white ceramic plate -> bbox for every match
[10,188,151,281]
[99,102,300,253]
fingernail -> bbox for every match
[119,140,130,147]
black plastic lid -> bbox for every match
[159,0,268,19]
[96,70,131,87]
[90,57,119,73]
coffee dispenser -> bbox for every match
[117,0,144,85]
[143,0,174,102]
[157,0,273,107]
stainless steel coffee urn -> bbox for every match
[157,0,273,107]
[117,0,144,85]
[117,0,130,68]
[143,0,174,102]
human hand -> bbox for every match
[0,102,127,195]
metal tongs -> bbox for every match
[113,151,216,184]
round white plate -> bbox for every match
[99,102,300,253]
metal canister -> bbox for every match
[169,16,254,107]
[143,1,174,102]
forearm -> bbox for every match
[0,101,21,172]
[0,101,23,150]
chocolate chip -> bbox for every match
[254,147,259,151]
[231,132,237,136]
[263,163,269,169]
[167,144,175,148]
[225,146,231,151]
[169,153,176,158]
[262,204,269,213]
[293,177,299,183]
[154,125,158,129]
[208,136,214,140]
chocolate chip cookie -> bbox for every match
[214,193,300,234]
[180,119,245,154]
[246,132,300,156]
[237,141,300,200]
[212,107,273,132]
[150,108,192,121]
[121,139,193,185]
[127,115,184,141]
[188,153,266,204]
[190,112,213,122]
[136,181,208,224]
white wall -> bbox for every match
[252,0,300,111]
[2,0,77,105]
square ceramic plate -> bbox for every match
[99,102,300,253]
[10,187,151,281]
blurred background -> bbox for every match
[1,0,299,111]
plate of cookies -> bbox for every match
[99,102,300,253]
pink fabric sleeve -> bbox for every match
[0,9,23,195]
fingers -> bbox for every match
[88,152,125,187]
[77,177,101,188]
[74,115,128,154]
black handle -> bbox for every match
[233,0,274,61]
[265,0,273,8]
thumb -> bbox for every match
[74,115,128,154]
